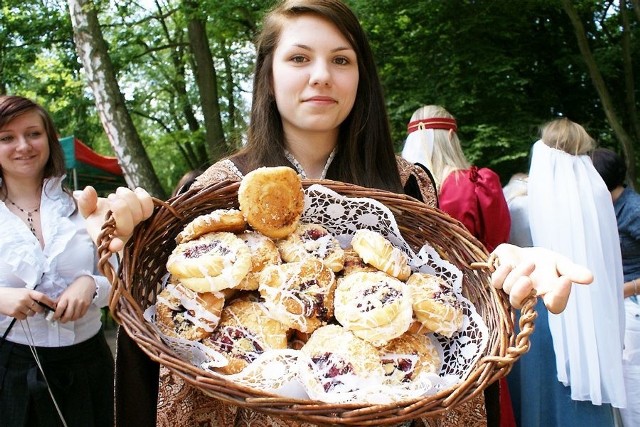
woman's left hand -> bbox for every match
[53,275,97,323]
[490,243,593,314]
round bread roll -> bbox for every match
[259,258,336,333]
[350,229,411,281]
[167,232,252,292]
[277,223,345,272]
[235,231,282,291]
[176,209,246,243]
[155,283,224,341]
[301,324,384,394]
[202,299,288,375]
[378,332,441,384]
[238,166,305,239]
[334,271,413,347]
[406,272,464,337]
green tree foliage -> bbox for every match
[2,0,638,189]
[352,0,639,183]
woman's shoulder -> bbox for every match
[395,156,438,208]
[192,159,243,190]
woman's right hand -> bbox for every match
[76,186,154,253]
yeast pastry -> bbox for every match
[406,272,463,337]
[238,166,304,239]
[334,271,413,347]
[166,231,252,292]
[155,283,224,341]
[350,229,411,281]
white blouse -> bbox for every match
[0,176,111,347]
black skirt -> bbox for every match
[0,329,114,427]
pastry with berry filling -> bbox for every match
[276,223,345,272]
[406,272,463,337]
[334,271,413,347]
[378,332,441,384]
[235,231,282,291]
[175,208,247,244]
[259,258,336,333]
[300,324,384,395]
[166,231,252,292]
[202,299,288,375]
[155,283,224,341]
[340,248,378,276]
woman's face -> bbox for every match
[0,110,49,181]
[272,14,359,140]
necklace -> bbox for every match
[6,197,40,237]
[284,147,337,179]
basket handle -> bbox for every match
[470,254,538,371]
[97,197,180,322]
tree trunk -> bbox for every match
[68,0,166,198]
[183,0,227,162]
[560,0,637,185]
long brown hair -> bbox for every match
[238,0,403,193]
[0,95,68,196]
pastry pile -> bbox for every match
[155,166,464,392]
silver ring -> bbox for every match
[30,300,36,308]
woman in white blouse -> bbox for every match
[0,95,113,427]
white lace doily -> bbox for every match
[143,184,489,404]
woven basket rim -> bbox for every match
[98,178,536,425]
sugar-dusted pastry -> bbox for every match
[406,272,464,337]
[378,332,441,384]
[202,299,288,375]
[155,283,224,341]
[350,229,411,281]
[259,258,336,333]
[238,166,305,239]
[167,231,252,292]
[340,248,378,276]
[235,231,282,291]
[175,208,247,243]
[277,223,345,272]
[300,324,384,394]
[334,271,413,347]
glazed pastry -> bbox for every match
[235,231,282,291]
[176,209,246,243]
[301,324,384,393]
[277,223,345,272]
[238,166,305,239]
[155,283,224,341]
[378,332,441,384]
[166,231,252,292]
[340,248,378,276]
[259,258,336,333]
[334,271,413,347]
[350,229,411,281]
[406,272,464,337]
[202,299,288,375]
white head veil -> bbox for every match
[401,128,434,169]
[528,140,626,406]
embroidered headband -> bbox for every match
[407,117,457,134]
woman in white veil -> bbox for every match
[523,118,626,426]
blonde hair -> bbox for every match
[540,117,595,155]
[408,105,470,188]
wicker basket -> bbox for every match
[98,179,536,426]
